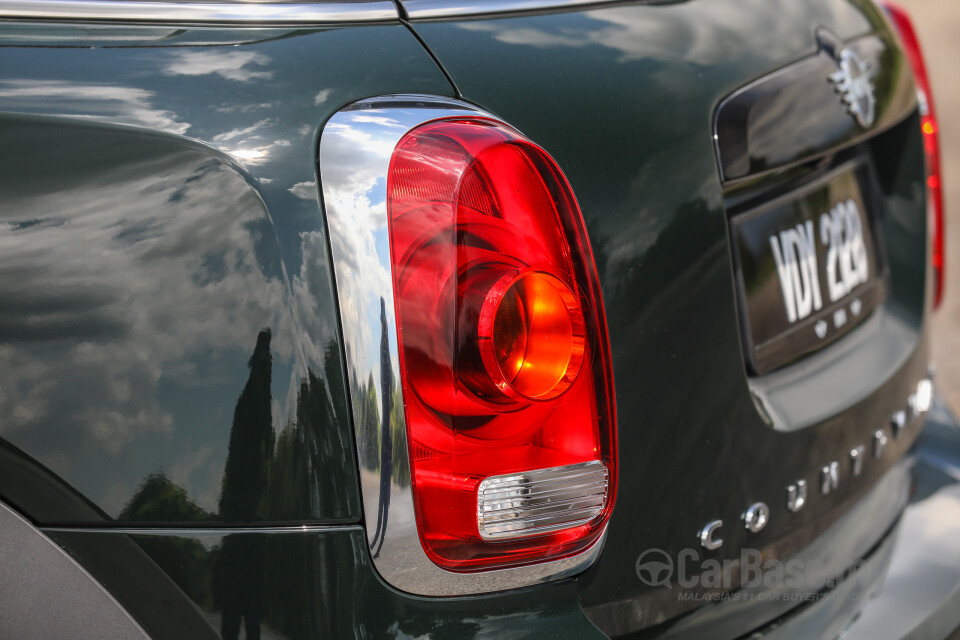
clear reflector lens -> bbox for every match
[478,461,608,541]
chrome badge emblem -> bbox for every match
[829,48,875,127]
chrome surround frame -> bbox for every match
[319,94,606,595]
[0,0,398,24]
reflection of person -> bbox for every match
[216,535,266,640]
[215,330,273,640]
[370,298,393,558]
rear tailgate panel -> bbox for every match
[406,0,929,635]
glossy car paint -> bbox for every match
[0,1,941,639]
[0,23,451,524]
[46,525,607,640]
[713,32,916,182]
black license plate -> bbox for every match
[731,165,885,374]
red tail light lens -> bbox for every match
[386,117,616,572]
[479,270,586,401]
[885,2,945,309]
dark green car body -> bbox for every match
[0,1,957,638]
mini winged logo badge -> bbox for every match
[829,48,875,128]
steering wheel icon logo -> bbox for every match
[636,549,674,588]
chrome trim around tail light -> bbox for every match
[319,94,607,595]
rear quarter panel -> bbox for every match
[0,23,452,524]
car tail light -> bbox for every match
[386,117,616,572]
[885,2,945,309]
